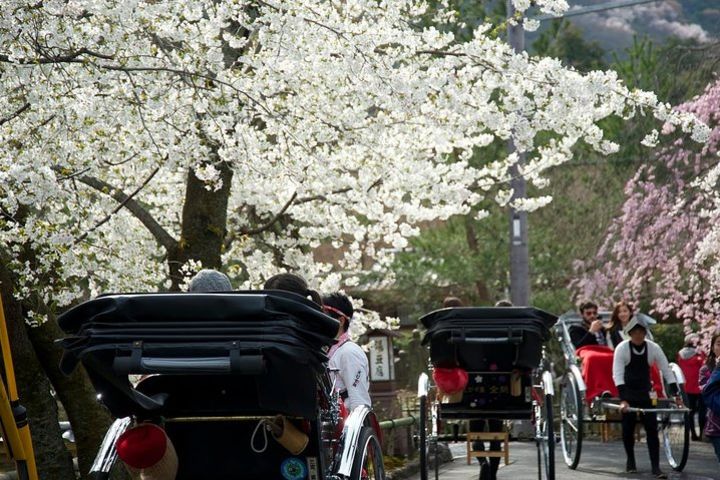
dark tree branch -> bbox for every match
[0,102,30,126]
[0,47,113,64]
[224,192,297,249]
[294,187,352,204]
[223,175,384,248]
[238,191,297,236]
[295,177,382,204]
[73,165,164,245]
[52,166,177,251]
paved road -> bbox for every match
[407,439,719,480]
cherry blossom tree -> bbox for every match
[0,0,710,476]
[572,80,720,346]
[0,0,708,306]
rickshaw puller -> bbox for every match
[323,293,371,412]
[612,318,679,479]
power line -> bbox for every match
[532,0,662,22]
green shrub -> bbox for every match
[652,323,685,361]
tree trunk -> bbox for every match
[0,264,75,480]
[464,216,491,300]
[169,159,233,289]
[25,315,126,480]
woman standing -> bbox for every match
[676,333,706,441]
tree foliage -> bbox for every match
[572,80,720,346]
[0,0,711,473]
[0,0,704,311]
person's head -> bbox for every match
[495,299,513,307]
[707,330,720,370]
[684,333,700,348]
[188,269,232,292]
[263,273,321,304]
[443,296,463,308]
[626,320,647,346]
[610,300,633,330]
[579,300,598,325]
[322,292,353,336]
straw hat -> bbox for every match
[116,423,178,480]
[623,317,647,336]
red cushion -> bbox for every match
[116,424,168,469]
[433,367,469,394]
[577,345,668,402]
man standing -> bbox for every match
[569,301,606,349]
[613,318,679,479]
[322,292,371,412]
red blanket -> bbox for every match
[576,345,665,404]
[577,345,616,402]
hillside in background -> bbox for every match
[563,0,718,54]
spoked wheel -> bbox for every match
[535,392,555,480]
[419,394,428,480]
[660,390,690,472]
[350,426,386,480]
[560,373,583,469]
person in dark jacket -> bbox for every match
[700,330,720,462]
[569,300,606,349]
[468,299,512,480]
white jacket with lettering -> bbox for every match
[329,340,372,412]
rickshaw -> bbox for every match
[555,311,689,472]
[57,291,385,480]
[416,307,558,480]
[0,296,38,480]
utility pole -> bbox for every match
[504,0,659,306]
[506,0,529,307]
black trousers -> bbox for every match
[469,419,502,480]
[687,393,706,438]
[621,399,660,471]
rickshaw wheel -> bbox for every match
[536,393,555,480]
[419,394,428,480]
[560,373,583,469]
[660,388,689,472]
[350,426,385,480]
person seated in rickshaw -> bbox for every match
[613,318,679,479]
[572,301,616,401]
[264,272,323,304]
[569,301,606,349]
